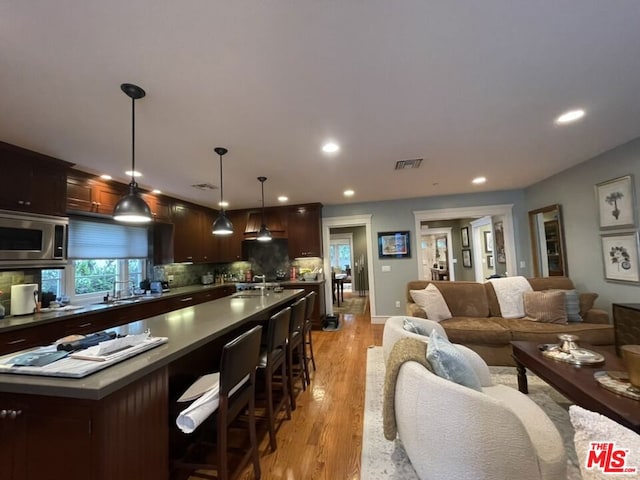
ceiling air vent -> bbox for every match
[191,183,217,191]
[394,158,423,170]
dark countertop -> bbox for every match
[279,279,325,286]
[0,288,303,400]
[0,283,236,334]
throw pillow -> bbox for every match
[409,284,452,322]
[569,405,640,480]
[579,292,598,317]
[426,330,482,391]
[523,290,568,324]
[403,317,440,337]
[548,289,583,322]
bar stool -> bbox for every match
[302,291,317,383]
[287,296,307,411]
[173,326,263,480]
[256,307,292,452]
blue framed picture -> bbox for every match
[378,231,410,258]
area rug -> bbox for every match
[333,295,368,315]
[361,346,582,479]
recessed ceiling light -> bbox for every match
[555,109,585,124]
[322,142,340,154]
[100,174,112,180]
[125,170,142,177]
[152,189,161,194]
[218,201,229,208]
[343,189,355,197]
[472,177,486,185]
[278,196,289,202]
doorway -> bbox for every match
[413,204,517,281]
[322,215,376,319]
[418,226,454,281]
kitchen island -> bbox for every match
[0,289,304,480]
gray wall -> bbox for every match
[526,136,640,313]
[323,189,528,316]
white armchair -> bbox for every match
[383,316,567,480]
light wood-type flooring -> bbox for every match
[187,292,383,480]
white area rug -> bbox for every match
[361,346,582,479]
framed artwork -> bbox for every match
[461,227,470,248]
[462,249,472,268]
[483,231,493,253]
[487,255,494,269]
[378,231,411,258]
[494,221,506,263]
[595,175,636,229]
[601,231,640,283]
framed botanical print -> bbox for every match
[461,227,470,248]
[596,175,636,229]
[462,249,472,268]
[601,231,640,283]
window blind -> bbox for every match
[68,218,149,259]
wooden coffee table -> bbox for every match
[511,341,640,433]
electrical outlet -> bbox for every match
[168,275,174,283]
[395,300,401,308]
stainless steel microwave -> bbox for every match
[0,210,68,268]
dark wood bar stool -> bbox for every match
[287,297,307,410]
[302,291,317,383]
[256,307,292,452]
[173,326,263,480]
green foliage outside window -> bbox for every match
[74,259,118,294]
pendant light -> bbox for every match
[113,83,152,223]
[257,176,272,242]
[212,147,233,235]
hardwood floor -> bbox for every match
[226,292,383,479]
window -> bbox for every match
[329,234,354,273]
[41,269,63,296]
[49,218,151,304]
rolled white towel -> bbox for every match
[176,374,250,434]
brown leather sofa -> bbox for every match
[405,277,614,366]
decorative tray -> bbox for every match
[594,371,640,401]
[539,344,605,366]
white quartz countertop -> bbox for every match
[0,288,303,400]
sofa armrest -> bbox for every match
[406,303,427,318]
[582,308,610,324]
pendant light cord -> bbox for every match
[219,154,225,212]
[130,96,136,186]
[261,178,265,225]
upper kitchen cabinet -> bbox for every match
[216,209,247,262]
[244,208,286,240]
[141,193,172,222]
[172,202,206,263]
[66,170,127,216]
[287,203,323,258]
[0,141,73,216]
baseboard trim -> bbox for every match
[371,315,387,324]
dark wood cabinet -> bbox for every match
[142,193,172,222]
[66,170,127,215]
[171,203,206,263]
[215,209,247,262]
[0,141,72,216]
[281,281,326,329]
[287,204,323,258]
[612,303,640,356]
[0,371,167,480]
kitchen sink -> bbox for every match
[231,291,266,299]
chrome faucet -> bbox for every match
[113,280,133,300]
[253,274,266,295]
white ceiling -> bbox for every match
[2,1,640,210]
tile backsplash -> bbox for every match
[0,270,40,316]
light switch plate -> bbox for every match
[381,265,391,272]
